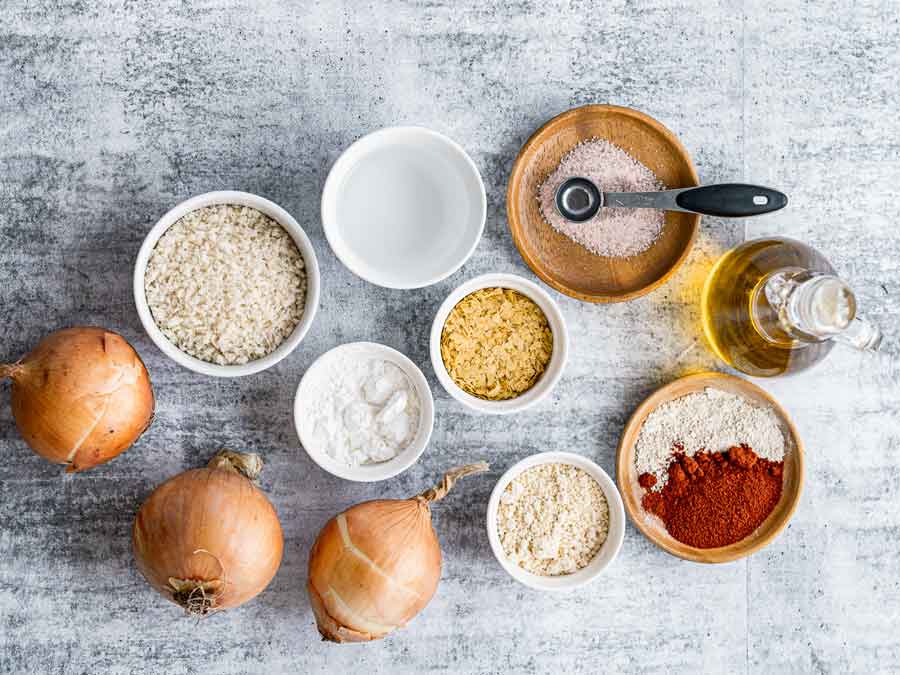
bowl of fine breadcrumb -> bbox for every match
[486,451,625,591]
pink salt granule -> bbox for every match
[538,139,666,258]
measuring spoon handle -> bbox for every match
[605,183,788,217]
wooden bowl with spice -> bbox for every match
[507,104,700,303]
[615,372,804,563]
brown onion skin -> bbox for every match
[133,465,284,611]
[6,327,154,472]
[307,498,442,642]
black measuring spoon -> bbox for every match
[555,177,788,223]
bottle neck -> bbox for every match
[758,270,881,351]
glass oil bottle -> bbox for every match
[701,237,882,377]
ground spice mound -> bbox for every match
[640,445,784,549]
[537,138,665,258]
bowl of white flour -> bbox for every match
[293,342,435,482]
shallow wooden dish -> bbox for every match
[507,104,700,303]
[616,372,804,563]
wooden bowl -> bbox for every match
[615,372,804,563]
[507,105,700,303]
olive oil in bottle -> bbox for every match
[701,237,881,377]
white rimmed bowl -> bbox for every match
[134,191,321,377]
[321,126,486,289]
[486,452,626,591]
[293,342,435,482]
[430,273,568,414]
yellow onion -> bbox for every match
[0,326,154,472]
[133,450,284,615]
[308,462,488,642]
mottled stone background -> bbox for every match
[1,1,898,673]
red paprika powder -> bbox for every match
[640,445,783,549]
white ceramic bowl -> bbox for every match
[293,342,435,482]
[321,126,486,289]
[134,191,321,377]
[486,452,626,591]
[430,273,568,414]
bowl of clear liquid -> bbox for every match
[322,126,486,289]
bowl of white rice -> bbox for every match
[134,191,320,377]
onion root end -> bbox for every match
[168,577,224,617]
[307,579,381,643]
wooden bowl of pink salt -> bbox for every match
[507,104,700,303]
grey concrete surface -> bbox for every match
[1,1,898,673]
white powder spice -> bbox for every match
[302,356,421,467]
[145,204,307,365]
[538,138,666,258]
[497,463,609,576]
[634,387,787,489]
